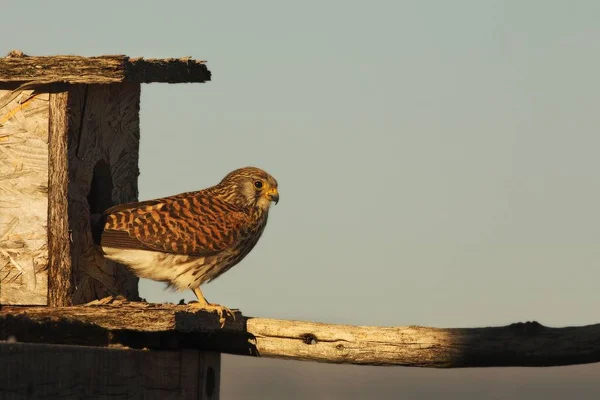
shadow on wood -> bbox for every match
[0,342,220,400]
[0,301,258,357]
[1,300,600,368]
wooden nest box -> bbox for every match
[0,52,211,307]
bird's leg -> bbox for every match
[190,287,235,327]
[191,287,210,306]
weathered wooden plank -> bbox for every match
[1,302,599,368]
[125,57,211,84]
[0,54,211,84]
[0,85,50,305]
[246,319,600,367]
[47,85,72,307]
[0,342,220,400]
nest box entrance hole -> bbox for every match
[87,160,114,215]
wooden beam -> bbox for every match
[47,84,73,307]
[1,301,599,368]
[0,342,220,399]
[0,55,211,84]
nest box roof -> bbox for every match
[0,51,211,85]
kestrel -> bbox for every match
[92,167,279,325]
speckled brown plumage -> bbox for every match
[92,167,279,325]
[101,194,252,256]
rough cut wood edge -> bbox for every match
[0,87,49,305]
[0,342,220,400]
[47,85,73,306]
[1,302,599,368]
[0,55,211,84]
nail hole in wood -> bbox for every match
[300,333,317,345]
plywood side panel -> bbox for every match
[0,86,49,305]
[66,84,140,304]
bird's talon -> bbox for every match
[188,302,234,327]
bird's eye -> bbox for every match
[254,181,263,190]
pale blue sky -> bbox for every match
[2,1,599,398]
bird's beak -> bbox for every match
[266,188,279,205]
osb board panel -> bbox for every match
[0,87,49,305]
[66,84,140,304]
[0,343,220,400]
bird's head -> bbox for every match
[218,167,279,211]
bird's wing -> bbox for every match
[98,193,251,256]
